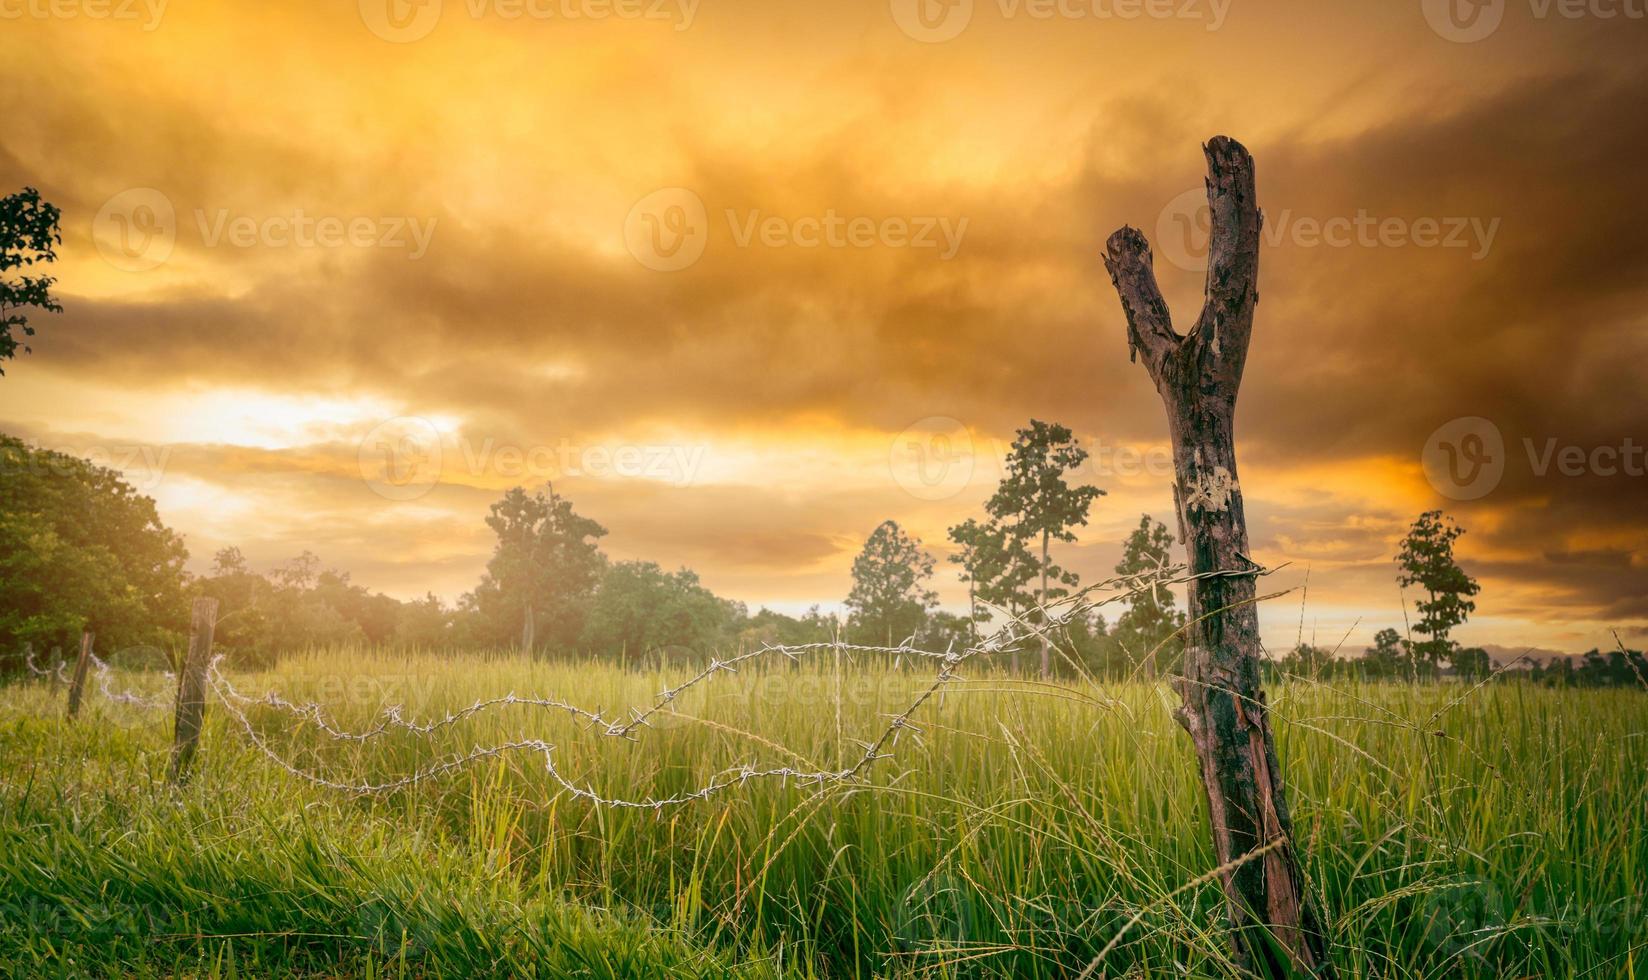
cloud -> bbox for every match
[2,3,1646,649]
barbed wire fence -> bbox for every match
[16,563,1268,805]
[10,563,1629,973]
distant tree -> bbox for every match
[916,610,974,654]
[984,420,1104,677]
[395,593,453,649]
[738,606,835,650]
[1058,609,1120,679]
[946,518,989,640]
[1359,627,1408,678]
[946,516,1029,644]
[0,433,188,665]
[1397,510,1480,671]
[845,520,936,646]
[1450,646,1491,680]
[196,546,275,662]
[970,526,1040,672]
[581,561,743,661]
[465,485,607,653]
[0,187,62,373]
[1111,514,1186,678]
[1280,643,1333,678]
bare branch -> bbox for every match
[1187,135,1261,393]
[1102,225,1178,385]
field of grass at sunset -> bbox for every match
[1,651,1643,978]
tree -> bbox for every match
[1280,643,1333,679]
[1451,646,1491,679]
[1111,514,1187,678]
[1396,510,1480,671]
[845,520,937,646]
[739,606,835,650]
[581,561,743,661]
[983,420,1105,677]
[0,433,188,665]
[0,187,62,373]
[946,518,987,640]
[1102,137,1331,975]
[946,517,1023,644]
[465,485,607,653]
[1359,627,1407,678]
[395,593,453,649]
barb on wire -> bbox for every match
[89,651,175,708]
[210,563,1269,808]
[23,645,69,683]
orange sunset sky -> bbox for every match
[2,0,1645,655]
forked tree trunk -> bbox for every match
[1102,136,1332,977]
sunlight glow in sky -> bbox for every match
[3,1,1646,656]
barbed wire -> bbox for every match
[90,651,174,708]
[204,565,1259,808]
[23,646,69,684]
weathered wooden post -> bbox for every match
[168,597,219,784]
[65,631,94,718]
[1102,137,1332,977]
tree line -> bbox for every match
[3,428,1643,685]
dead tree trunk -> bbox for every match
[1102,136,1332,977]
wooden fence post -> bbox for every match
[65,631,94,719]
[168,597,219,784]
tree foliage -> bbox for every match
[983,420,1104,674]
[463,485,607,653]
[1397,510,1480,668]
[1111,514,1186,677]
[0,187,62,372]
[0,434,188,664]
[845,520,936,646]
[581,561,745,660]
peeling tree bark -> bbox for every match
[1102,137,1332,977]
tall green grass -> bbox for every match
[2,650,1643,977]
